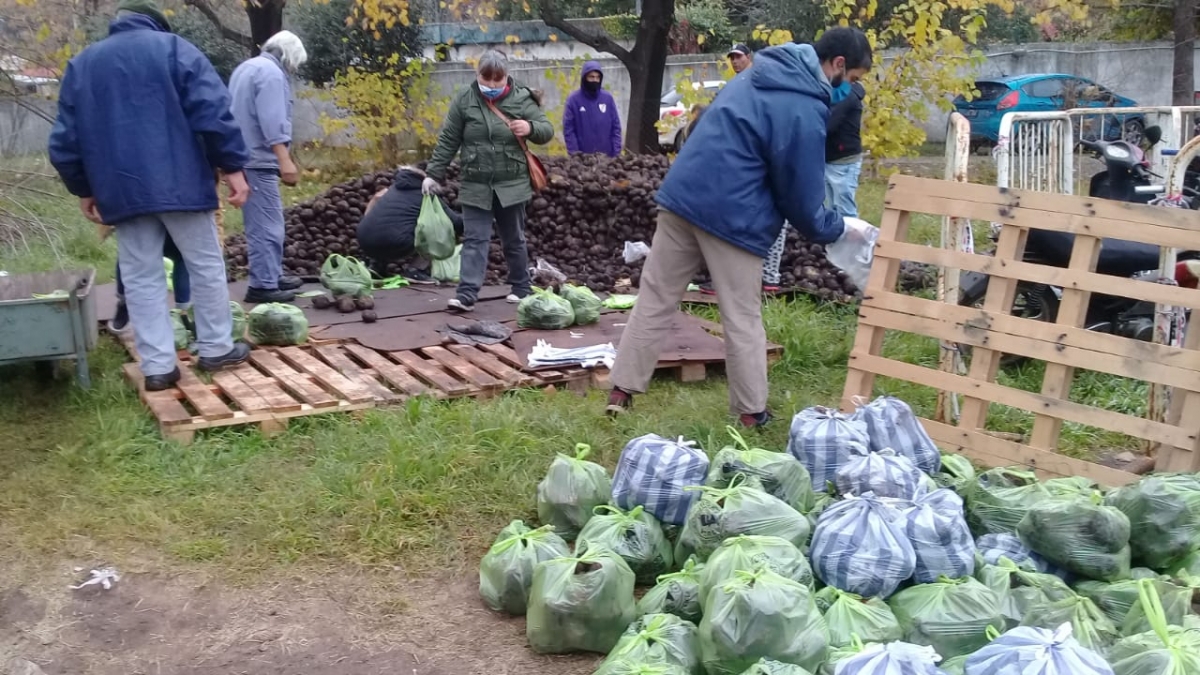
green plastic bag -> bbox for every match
[431,244,461,283]
[1018,494,1132,581]
[247,303,309,346]
[603,294,637,309]
[699,568,829,675]
[536,443,612,541]
[638,558,706,624]
[170,309,190,350]
[526,547,637,654]
[700,535,813,601]
[1044,476,1101,498]
[1120,577,1198,636]
[806,493,835,532]
[707,427,814,513]
[1076,578,1149,626]
[415,194,457,261]
[319,253,373,297]
[1108,579,1200,675]
[1172,550,1200,578]
[935,454,977,496]
[740,658,814,675]
[518,287,576,330]
[1106,473,1200,571]
[887,575,1006,659]
[676,477,811,562]
[976,558,1075,628]
[479,520,571,615]
[597,662,690,675]
[163,256,175,292]
[1020,592,1121,652]
[815,586,903,648]
[561,284,603,326]
[596,613,702,675]
[968,468,1052,536]
[188,301,246,342]
[940,655,969,675]
[577,505,673,585]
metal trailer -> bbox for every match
[0,268,98,388]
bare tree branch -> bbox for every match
[536,0,633,65]
[184,0,254,49]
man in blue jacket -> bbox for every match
[229,30,308,304]
[605,27,877,427]
[562,61,623,157]
[49,0,253,391]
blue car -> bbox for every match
[954,74,1145,149]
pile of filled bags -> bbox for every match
[478,396,1200,675]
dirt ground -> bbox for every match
[0,565,599,675]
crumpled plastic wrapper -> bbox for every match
[623,241,651,264]
[528,340,616,370]
[70,566,120,591]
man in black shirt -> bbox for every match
[356,165,464,283]
[824,80,867,218]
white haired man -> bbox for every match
[229,30,308,303]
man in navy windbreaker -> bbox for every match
[49,0,253,391]
[605,27,877,427]
[562,61,623,157]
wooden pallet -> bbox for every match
[841,175,1200,485]
[122,341,589,444]
[587,316,785,389]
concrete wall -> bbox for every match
[3,40,1196,156]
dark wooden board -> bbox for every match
[317,306,520,352]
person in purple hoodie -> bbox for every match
[562,61,623,157]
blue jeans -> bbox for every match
[824,159,862,219]
[243,168,285,290]
[457,196,531,304]
[117,211,234,377]
[116,236,191,306]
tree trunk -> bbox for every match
[624,0,674,153]
[1173,0,1196,105]
[245,0,286,55]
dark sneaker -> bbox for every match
[278,275,303,291]
[144,366,181,392]
[197,342,251,373]
[109,300,130,334]
[762,283,782,294]
[244,287,296,304]
[447,297,474,312]
[698,283,717,296]
[738,411,774,429]
[605,388,633,417]
[402,269,438,285]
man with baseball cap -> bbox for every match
[727,43,753,74]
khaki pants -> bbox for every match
[611,209,768,415]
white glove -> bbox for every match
[421,177,442,195]
[825,217,880,293]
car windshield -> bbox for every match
[661,91,682,106]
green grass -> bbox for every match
[0,157,1152,581]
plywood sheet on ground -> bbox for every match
[509,311,728,370]
[316,306,518,352]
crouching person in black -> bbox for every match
[356,164,464,283]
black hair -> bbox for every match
[814,27,873,71]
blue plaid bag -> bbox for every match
[612,434,709,526]
[907,486,976,583]
[811,492,916,598]
[852,396,941,476]
[835,446,925,500]
[787,406,871,493]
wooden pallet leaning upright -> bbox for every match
[841,174,1200,486]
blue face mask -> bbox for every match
[479,84,504,99]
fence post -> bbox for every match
[936,112,974,423]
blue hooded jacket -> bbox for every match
[562,61,623,157]
[48,14,249,225]
[655,43,845,256]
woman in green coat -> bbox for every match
[424,50,555,312]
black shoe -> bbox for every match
[447,297,475,312]
[109,300,130,333]
[402,269,438,285]
[278,276,303,291]
[145,367,181,392]
[197,343,251,373]
[244,287,296,303]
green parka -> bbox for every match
[426,78,554,210]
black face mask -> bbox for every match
[583,80,601,95]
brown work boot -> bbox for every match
[605,388,633,417]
